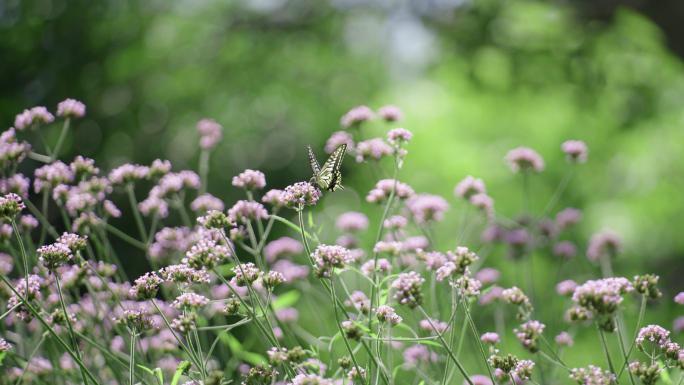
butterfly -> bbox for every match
[308,144,347,191]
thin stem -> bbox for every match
[598,326,616,376]
[9,218,30,296]
[55,275,89,384]
[0,273,99,384]
[51,117,71,162]
[125,184,147,243]
[538,351,571,371]
[105,222,148,250]
[23,198,60,238]
[150,300,202,370]
[418,306,473,385]
[617,296,647,377]
[27,151,53,163]
[615,316,637,385]
[198,148,210,196]
[331,280,364,383]
[539,165,575,219]
[39,190,49,245]
[463,301,496,384]
[16,335,46,385]
[676,372,684,385]
[129,329,137,385]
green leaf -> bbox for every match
[136,364,156,375]
[317,223,324,235]
[272,290,301,310]
[241,351,268,365]
[0,351,5,365]
[171,361,192,385]
[658,360,671,384]
[308,211,314,229]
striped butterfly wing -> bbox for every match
[307,145,321,176]
[317,144,347,191]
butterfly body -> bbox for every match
[308,144,347,191]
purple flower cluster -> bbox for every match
[37,242,72,273]
[374,305,402,325]
[280,182,322,208]
[387,128,413,147]
[366,179,415,203]
[130,272,164,300]
[586,229,622,261]
[34,161,75,193]
[196,118,223,149]
[556,331,574,347]
[0,192,26,217]
[569,365,616,384]
[481,332,500,344]
[454,175,487,199]
[228,200,269,224]
[636,325,672,351]
[514,320,545,353]
[0,174,30,199]
[561,140,589,164]
[360,258,392,276]
[325,131,355,153]
[173,293,210,310]
[571,277,634,331]
[355,138,393,163]
[271,260,309,282]
[190,193,225,212]
[0,128,31,170]
[108,163,149,185]
[335,211,369,232]
[392,271,425,308]
[232,169,266,191]
[14,106,55,130]
[159,264,211,288]
[56,98,86,118]
[403,344,438,366]
[406,193,450,223]
[183,238,231,270]
[311,245,354,278]
[378,105,404,122]
[340,105,374,128]
[505,146,545,173]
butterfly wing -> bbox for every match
[308,145,321,176]
[318,144,347,191]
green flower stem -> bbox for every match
[23,198,60,238]
[443,289,458,384]
[0,303,21,321]
[538,351,570,371]
[256,211,278,252]
[418,306,473,385]
[16,335,47,385]
[0,273,99,384]
[129,328,137,385]
[677,372,684,385]
[598,326,617,377]
[125,184,148,243]
[538,333,568,369]
[245,221,265,271]
[37,129,53,157]
[39,190,50,245]
[74,331,146,383]
[173,191,192,227]
[522,171,530,214]
[463,301,496,384]
[147,215,158,248]
[94,225,130,282]
[51,117,71,162]
[614,316,637,385]
[9,218,30,295]
[198,148,210,196]
[455,311,468,358]
[203,318,254,368]
[245,191,266,238]
[150,300,202,371]
[105,222,148,250]
[296,207,389,384]
[539,165,574,219]
[617,295,647,377]
[271,214,317,242]
[27,151,53,163]
[331,280,365,384]
[55,275,89,384]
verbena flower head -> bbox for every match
[505,146,545,173]
[374,305,402,325]
[0,128,31,169]
[325,131,355,153]
[347,366,366,381]
[404,236,429,252]
[366,179,415,203]
[271,260,309,282]
[70,156,99,178]
[261,271,286,290]
[341,320,363,341]
[34,161,75,193]
[171,313,197,335]
[514,360,535,381]
[636,325,671,351]
[514,320,545,353]
[183,238,231,270]
[0,192,25,217]
[345,291,370,314]
[488,350,520,376]
[452,271,482,297]
[280,182,322,209]
[502,286,533,316]
[65,192,97,216]
[197,210,232,229]
[0,338,11,352]
[384,215,408,230]
[138,196,169,219]
[159,264,211,288]
[231,263,262,286]
[571,277,634,331]
[569,365,617,384]
[173,293,209,311]
[361,258,392,276]
[340,105,374,128]
[378,105,404,122]
[15,107,55,130]
[0,252,12,275]
[556,279,579,295]
[196,118,223,149]
[373,241,403,256]
[311,245,354,278]
[56,98,86,118]
[37,242,73,274]
[586,229,622,261]
[556,207,583,229]
[130,272,164,300]
[152,171,201,197]
[355,138,393,162]
[475,268,501,285]
[403,343,438,366]
[392,271,425,308]
[387,127,413,146]
[336,211,369,232]
[675,292,684,305]
[454,175,487,199]
[628,360,661,385]
[228,200,269,224]
[553,241,577,259]
[115,309,157,331]
[290,374,333,385]
[242,363,278,385]
[232,169,266,191]
[562,140,589,164]
[0,174,30,198]
[108,163,149,185]
[481,332,500,344]
[262,189,285,206]
[275,307,299,323]
[264,237,303,263]
[190,193,225,212]
[556,331,574,347]
[633,274,662,299]
[149,159,172,177]
[406,193,450,223]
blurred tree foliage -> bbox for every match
[1,0,683,289]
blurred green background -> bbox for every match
[2,0,684,380]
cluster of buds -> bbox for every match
[231,263,262,287]
[571,277,634,332]
[267,346,306,365]
[222,296,241,315]
[171,313,197,335]
[341,320,363,341]
[514,320,545,353]
[628,360,661,385]
[241,363,277,385]
[197,210,232,229]
[633,274,662,300]
[114,310,156,332]
[392,271,425,309]
[502,286,534,319]
[130,272,164,300]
